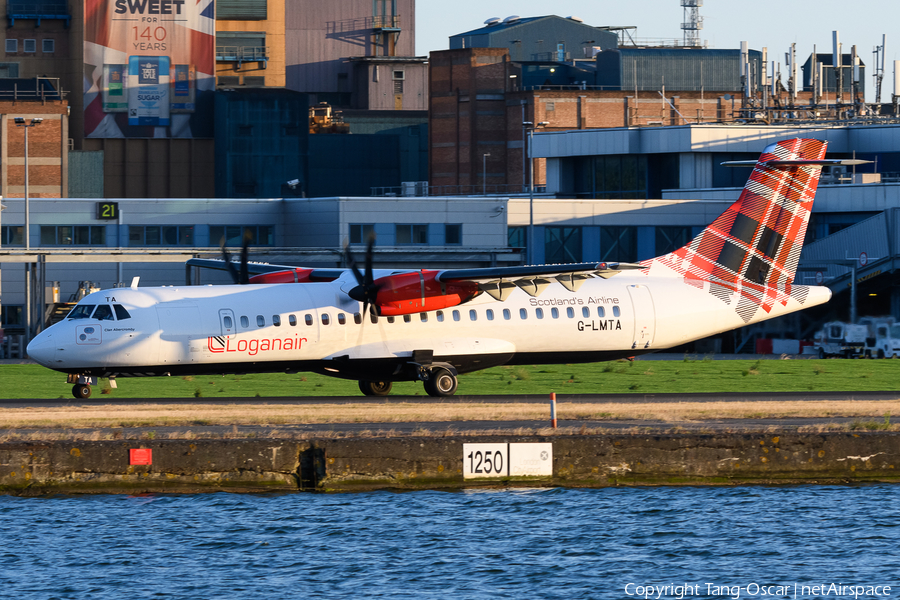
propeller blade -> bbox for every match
[220,237,240,284]
[240,228,252,285]
[344,232,380,313]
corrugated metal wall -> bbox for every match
[67,151,104,198]
[598,49,762,92]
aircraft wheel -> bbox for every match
[424,368,458,397]
[72,384,92,399]
[358,380,392,396]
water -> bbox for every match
[0,486,897,600]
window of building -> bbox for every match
[23,39,35,53]
[396,224,428,245]
[545,227,582,263]
[40,226,105,246]
[215,31,267,62]
[592,155,648,199]
[656,226,692,255]
[209,225,274,246]
[0,62,19,78]
[5,39,16,53]
[217,76,240,87]
[42,39,54,53]
[601,226,637,262]
[216,0,267,20]
[129,225,194,246]
[243,76,265,87]
[350,224,375,244]
[393,80,403,94]
[445,224,462,245]
[1,305,22,326]
[508,226,526,249]
[240,316,249,328]
[1,225,23,245]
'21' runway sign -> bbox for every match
[463,443,553,478]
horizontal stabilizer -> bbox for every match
[722,158,873,168]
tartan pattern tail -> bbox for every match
[647,138,827,322]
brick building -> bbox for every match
[1,98,69,199]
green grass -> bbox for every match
[5,358,900,399]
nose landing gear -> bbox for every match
[73,384,92,399]
[67,374,98,399]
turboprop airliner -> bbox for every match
[28,139,855,399]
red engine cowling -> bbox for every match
[373,270,479,316]
[248,268,315,284]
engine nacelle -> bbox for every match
[374,270,480,316]
[248,268,315,284]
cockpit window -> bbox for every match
[68,305,96,319]
[93,305,115,321]
[114,305,131,320]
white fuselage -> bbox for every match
[27,269,831,380]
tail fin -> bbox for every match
[649,138,827,321]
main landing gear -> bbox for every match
[423,367,458,397]
[359,380,393,396]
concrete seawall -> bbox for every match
[1,433,899,495]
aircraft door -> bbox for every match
[219,309,236,338]
[627,284,656,350]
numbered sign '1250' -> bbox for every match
[463,443,507,478]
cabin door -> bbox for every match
[627,284,656,350]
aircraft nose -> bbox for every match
[26,331,57,367]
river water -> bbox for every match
[0,485,897,599]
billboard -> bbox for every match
[84,0,215,138]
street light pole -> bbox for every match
[15,117,42,251]
[482,152,490,195]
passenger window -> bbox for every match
[68,305,95,319]
[403,314,411,323]
[257,315,265,327]
[289,315,297,326]
[582,307,590,318]
[469,309,477,321]
[613,306,621,317]
[420,313,428,322]
[551,307,559,319]
[535,308,543,319]
[113,305,131,320]
[597,307,605,318]
[321,314,330,325]
[387,316,395,323]
[503,308,511,320]
[452,310,460,322]
[93,305,114,321]
[370,312,378,324]
[305,314,313,326]
[354,313,362,325]
[338,314,346,325]
[519,308,527,320]
[437,310,444,322]
[241,316,250,328]
[486,309,494,321]
[567,307,575,318]
[223,315,233,329]
[273,315,281,327]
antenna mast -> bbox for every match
[874,34,886,104]
[680,0,703,47]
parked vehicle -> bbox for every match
[814,317,900,358]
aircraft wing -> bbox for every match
[186,258,346,282]
[434,262,644,300]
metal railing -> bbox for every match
[216,46,269,62]
[7,2,67,15]
[371,15,400,29]
[0,77,65,100]
[370,183,547,197]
